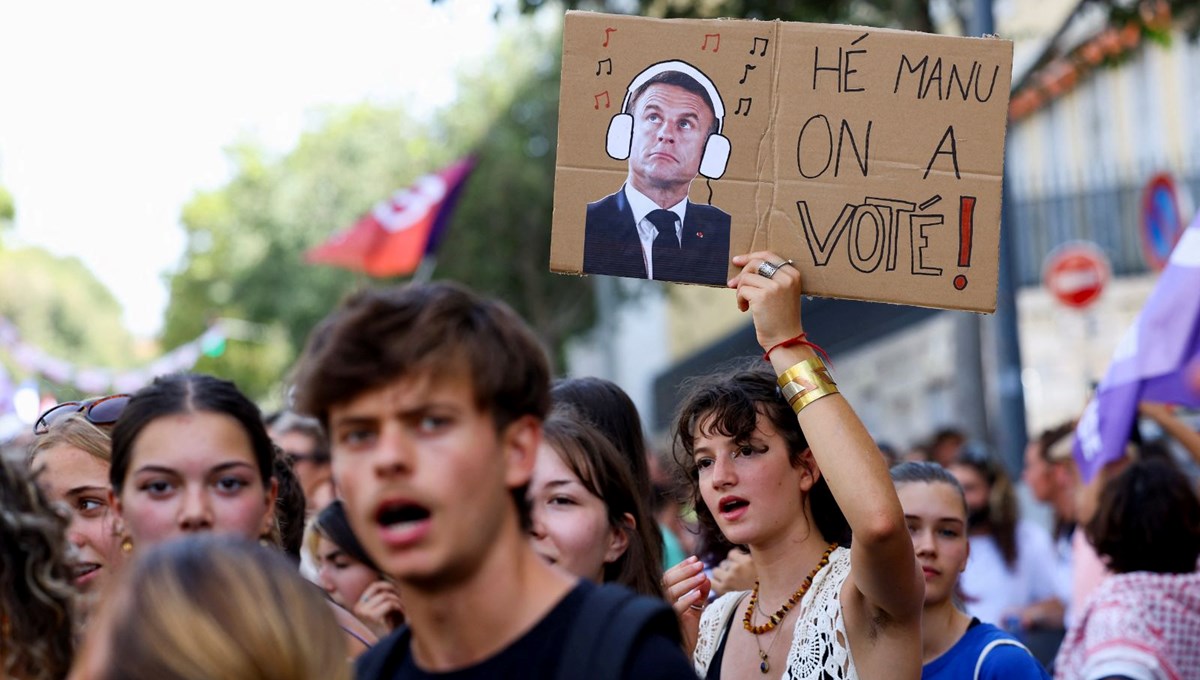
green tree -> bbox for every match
[161,107,426,402]
[0,246,135,398]
[485,0,939,32]
[505,0,1199,40]
[432,28,595,356]
[0,185,13,223]
[160,19,594,402]
[0,184,13,249]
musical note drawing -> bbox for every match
[701,33,720,52]
[596,58,612,76]
[603,27,616,47]
[734,97,752,116]
[739,63,756,84]
[751,36,769,56]
[594,91,611,109]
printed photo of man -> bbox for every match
[584,62,731,286]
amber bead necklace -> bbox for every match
[742,541,838,673]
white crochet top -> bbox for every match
[694,546,857,680]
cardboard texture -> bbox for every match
[550,11,1013,313]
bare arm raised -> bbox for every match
[1138,401,1200,465]
[727,251,923,628]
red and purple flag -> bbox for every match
[306,156,475,277]
[1073,212,1200,481]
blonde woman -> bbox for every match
[70,535,350,680]
[29,409,129,613]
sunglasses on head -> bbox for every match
[34,394,132,435]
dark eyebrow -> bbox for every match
[65,485,108,497]
[134,462,256,476]
[905,514,965,526]
[329,415,377,430]
[331,401,462,429]
[132,465,179,476]
[544,479,576,489]
[321,547,346,561]
[210,462,256,474]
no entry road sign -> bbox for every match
[1044,242,1110,309]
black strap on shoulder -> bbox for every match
[355,626,410,680]
[555,584,681,680]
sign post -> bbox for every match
[1044,241,1111,391]
[1140,173,1190,271]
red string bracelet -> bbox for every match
[763,333,806,361]
[763,332,833,365]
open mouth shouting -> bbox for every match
[375,500,433,549]
[717,495,750,521]
[73,562,102,589]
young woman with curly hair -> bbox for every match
[662,251,923,680]
[1,455,76,680]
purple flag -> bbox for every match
[1074,214,1200,482]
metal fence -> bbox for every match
[1007,165,1199,287]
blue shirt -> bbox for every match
[923,619,1050,680]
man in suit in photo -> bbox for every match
[584,68,731,286]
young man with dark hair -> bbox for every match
[293,282,691,679]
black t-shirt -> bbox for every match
[355,581,695,680]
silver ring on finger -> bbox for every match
[756,260,781,279]
[779,259,795,270]
[689,603,705,611]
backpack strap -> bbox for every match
[973,638,1033,680]
[555,583,681,680]
[355,626,410,679]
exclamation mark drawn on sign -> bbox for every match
[954,196,976,290]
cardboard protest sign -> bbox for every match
[549,11,1013,313]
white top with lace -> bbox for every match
[694,546,857,680]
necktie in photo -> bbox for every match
[646,209,680,280]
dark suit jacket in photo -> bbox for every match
[583,188,731,286]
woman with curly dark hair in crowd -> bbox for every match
[1,454,76,680]
[1056,456,1200,680]
[661,250,923,679]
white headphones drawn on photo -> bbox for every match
[605,60,731,180]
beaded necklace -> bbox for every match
[742,542,838,673]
